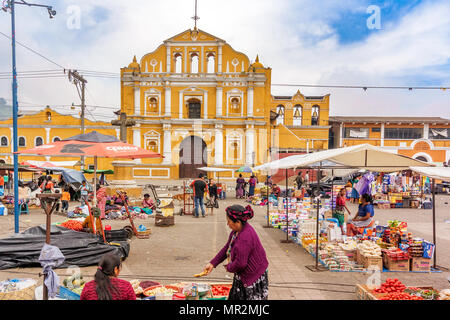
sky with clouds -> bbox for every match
[0,0,449,121]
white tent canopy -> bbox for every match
[198,167,235,172]
[254,144,434,172]
[410,167,450,181]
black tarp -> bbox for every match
[0,225,130,270]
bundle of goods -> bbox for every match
[60,220,84,232]
[439,289,450,300]
[404,287,440,300]
[0,279,37,300]
[143,285,180,300]
[59,274,86,299]
[385,247,410,260]
[408,239,424,257]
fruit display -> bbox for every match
[385,247,409,260]
[62,273,85,295]
[211,284,231,297]
[405,287,440,300]
[373,278,406,294]
[379,292,424,300]
[439,289,450,300]
[60,220,83,232]
[130,279,143,295]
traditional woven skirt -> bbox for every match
[228,269,269,300]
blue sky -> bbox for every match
[0,0,448,119]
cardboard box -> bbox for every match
[385,256,410,271]
[363,255,383,271]
[410,257,431,272]
[356,249,364,265]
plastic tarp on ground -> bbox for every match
[0,225,130,270]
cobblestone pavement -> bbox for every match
[0,182,449,299]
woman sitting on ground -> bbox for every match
[80,253,136,300]
[346,193,375,237]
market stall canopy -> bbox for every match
[198,167,235,172]
[39,167,88,185]
[21,160,80,168]
[410,167,450,181]
[236,166,255,173]
[0,163,40,172]
[254,144,434,172]
[15,131,162,159]
[82,169,114,174]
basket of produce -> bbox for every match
[143,285,180,299]
[58,274,86,300]
[208,284,231,300]
[0,279,37,300]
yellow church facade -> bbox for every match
[120,28,330,180]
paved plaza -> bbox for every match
[0,183,449,300]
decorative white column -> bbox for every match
[218,45,223,73]
[245,126,255,166]
[166,46,171,73]
[134,86,140,115]
[184,46,187,74]
[45,127,51,144]
[201,46,204,73]
[214,124,223,165]
[115,128,120,140]
[162,124,172,164]
[203,91,208,119]
[179,91,183,119]
[164,85,171,117]
[339,123,343,147]
[216,86,223,117]
[133,125,141,148]
[381,123,385,147]
[424,123,429,139]
[247,86,254,117]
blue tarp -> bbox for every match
[41,167,88,187]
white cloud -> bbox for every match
[0,0,448,120]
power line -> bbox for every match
[0,30,66,69]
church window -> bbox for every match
[174,53,182,73]
[276,105,285,125]
[18,136,26,147]
[311,105,320,126]
[46,111,51,121]
[191,53,199,73]
[206,53,215,73]
[230,97,241,113]
[188,99,201,119]
[226,130,243,162]
[53,137,61,142]
[144,130,160,153]
[1,136,8,146]
[293,105,302,126]
[147,97,158,113]
[35,136,43,146]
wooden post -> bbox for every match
[36,193,61,301]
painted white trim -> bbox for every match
[164,87,171,116]
[133,167,171,179]
[226,88,244,117]
[225,130,244,162]
[412,152,433,163]
[216,86,223,117]
[45,127,51,144]
[410,139,434,150]
[247,86,254,117]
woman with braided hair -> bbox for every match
[203,204,269,300]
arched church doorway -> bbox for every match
[179,136,207,178]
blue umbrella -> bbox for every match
[236,166,254,173]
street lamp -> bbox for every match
[2,0,56,233]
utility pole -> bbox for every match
[2,0,56,234]
[67,69,87,168]
[111,110,136,143]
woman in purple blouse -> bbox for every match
[203,204,269,300]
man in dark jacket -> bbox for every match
[295,172,304,190]
[190,173,208,218]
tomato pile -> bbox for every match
[379,292,424,300]
[211,285,231,297]
[60,220,83,232]
[373,278,406,294]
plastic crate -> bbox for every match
[58,286,80,300]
